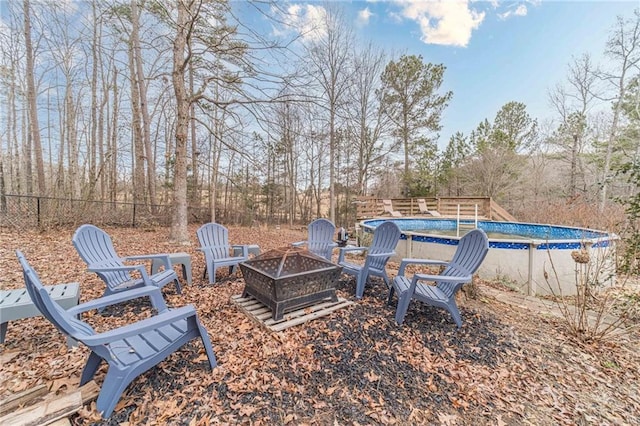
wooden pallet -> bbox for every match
[230,294,354,332]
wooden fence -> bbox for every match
[355,196,517,222]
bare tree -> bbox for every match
[23,0,45,195]
[169,0,191,243]
[346,42,391,196]
[305,4,354,223]
[0,4,23,196]
[131,0,157,207]
[548,54,599,198]
[86,0,102,200]
[597,10,640,212]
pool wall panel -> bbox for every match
[364,219,617,297]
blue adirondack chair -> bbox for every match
[72,224,181,301]
[16,251,217,419]
[337,221,402,299]
[292,218,337,260]
[197,223,250,284]
[388,229,489,328]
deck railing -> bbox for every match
[355,196,517,222]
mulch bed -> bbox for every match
[1,225,639,425]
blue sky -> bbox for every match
[244,0,639,148]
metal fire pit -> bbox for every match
[239,247,343,321]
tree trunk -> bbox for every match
[189,60,200,206]
[128,37,146,206]
[65,80,79,198]
[109,66,119,203]
[23,0,45,195]
[170,0,190,243]
[131,0,157,208]
[209,127,222,223]
[7,56,17,194]
[87,0,99,200]
[329,108,336,223]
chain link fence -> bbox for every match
[0,194,212,229]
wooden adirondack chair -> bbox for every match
[337,221,402,299]
[16,251,217,419]
[197,223,250,284]
[291,218,337,260]
[72,224,181,301]
[388,229,489,328]
[381,199,402,217]
[417,198,441,216]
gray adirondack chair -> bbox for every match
[388,229,489,328]
[292,218,337,260]
[197,223,250,284]
[16,251,217,419]
[72,224,181,301]
[338,221,402,299]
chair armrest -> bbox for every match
[412,273,471,285]
[81,305,197,345]
[291,241,306,247]
[125,254,170,270]
[367,251,395,258]
[88,264,151,283]
[337,246,368,263]
[398,258,449,276]
[66,286,169,316]
[124,254,169,262]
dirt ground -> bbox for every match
[1,225,639,425]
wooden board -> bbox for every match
[0,384,48,416]
[0,390,81,426]
[231,294,354,332]
[0,381,100,426]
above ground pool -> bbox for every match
[359,218,618,296]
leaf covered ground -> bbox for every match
[1,225,639,425]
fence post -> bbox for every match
[37,197,41,227]
[132,203,136,227]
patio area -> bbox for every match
[1,225,638,425]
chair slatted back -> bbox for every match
[73,224,131,286]
[368,221,401,269]
[197,223,231,259]
[306,218,336,260]
[439,229,489,298]
[16,251,95,340]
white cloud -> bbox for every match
[357,7,374,26]
[271,4,327,41]
[498,4,528,20]
[394,0,485,47]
